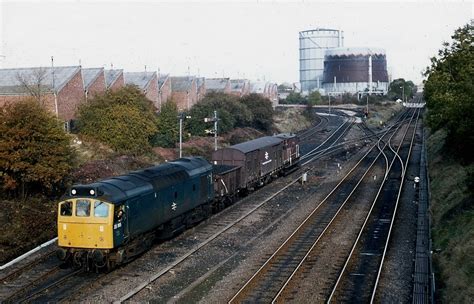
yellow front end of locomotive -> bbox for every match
[57,199,114,249]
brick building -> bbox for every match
[196,77,206,101]
[105,69,125,92]
[230,79,251,97]
[170,76,197,111]
[82,68,106,100]
[0,66,85,125]
[158,74,172,109]
[250,81,278,107]
[124,72,159,111]
[265,83,279,107]
[205,78,231,94]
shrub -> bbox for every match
[152,100,179,148]
[76,85,157,155]
[0,99,75,198]
[240,93,274,132]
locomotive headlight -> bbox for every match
[71,189,77,195]
[90,189,95,195]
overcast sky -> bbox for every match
[0,1,472,84]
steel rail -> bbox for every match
[14,268,84,303]
[2,265,63,303]
[301,117,353,160]
[302,109,414,162]
[270,111,411,303]
[0,237,58,271]
[298,115,328,141]
[116,113,393,303]
[114,170,309,304]
[327,108,419,302]
[370,108,421,302]
[0,250,57,283]
[271,133,394,303]
[228,113,409,303]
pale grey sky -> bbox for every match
[1,1,472,84]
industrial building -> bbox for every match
[299,28,344,94]
[322,47,389,95]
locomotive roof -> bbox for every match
[274,133,297,139]
[64,157,211,204]
[228,136,283,154]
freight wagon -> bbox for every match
[211,134,300,190]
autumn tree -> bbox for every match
[76,85,157,155]
[0,99,75,198]
[424,23,473,162]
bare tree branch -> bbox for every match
[16,68,48,105]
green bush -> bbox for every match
[240,93,274,132]
[0,99,75,198]
[424,23,473,162]
[76,85,157,155]
[152,100,179,148]
[187,92,253,136]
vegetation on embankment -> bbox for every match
[366,101,403,127]
[427,129,474,302]
[424,22,473,302]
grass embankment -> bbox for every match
[367,101,403,127]
[427,129,474,302]
[273,107,312,133]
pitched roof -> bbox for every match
[158,74,169,90]
[82,68,104,90]
[206,78,230,91]
[170,76,195,92]
[196,77,205,89]
[230,79,248,92]
[0,66,81,95]
[124,72,157,90]
[105,69,123,88]
[250,81,267,94]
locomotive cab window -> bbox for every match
[115,206,125,222]
[94,201,109,217]
[76,199,91,217]
[60,201,72,216]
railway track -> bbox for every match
[0,111,349,304]
[297,114,328,142]
[107,113,358,303]
[0,250,56,284]
[227,110,413,303]
[1,265,82,303]
[328,108,420,303]
[1,110,407,303]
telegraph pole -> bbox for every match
[214,110,218,151]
